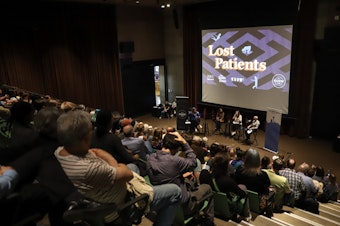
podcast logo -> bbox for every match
[242,45,253,56]
[272,74,286,88]
[211,33,221,41]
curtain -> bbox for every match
[0,3,124,113]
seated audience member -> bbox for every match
[147,132,214,225]
[55,110,182,226]
[279,158,306,208]
[111,111,122,134]
[307,166,324,198]
[296,163,319,213]
[262,158,293,211]
[322,173,339,202]
[0,101,39,165]
[0,107,83,226]
[312,165,328,186]
[160,100,171,119]
[150,127,164,151]
[214,108,225,133]
[234,149,271,196]
[121,124,148,176]
[261,155,272,170]
[245,115,260,144]
[188,107,201,134]
[90,110,140,174]
[200,151,251,222]
[122,124,148,157]
[230,147,245,170]
[231,110,242,137]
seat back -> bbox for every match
[247,190,261,214]
[63,193,149,226]
[173,192,213,226]
[213,191,233,220]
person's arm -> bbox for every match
[0,166,18,191]
[89,148,119,167]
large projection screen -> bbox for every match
[201,25,293,114]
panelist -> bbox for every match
[231,110,242,137]
[188,107,201,134]
[214,107,225,132]
[245,115,260,144]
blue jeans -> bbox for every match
[150,184,181,226]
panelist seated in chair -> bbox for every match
[231,110,242,137]
[188,107,201,134]
[214,108,225,132]
[55,110,182,226]
[245,116,260,144]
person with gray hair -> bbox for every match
[55,110,181,226]
[234,148,271,196]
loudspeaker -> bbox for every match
[172,9,179,29]
[176,96,189,130]
[119,41,135,53]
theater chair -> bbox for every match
[63,193,149,226]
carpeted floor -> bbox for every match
[135,113,340,200]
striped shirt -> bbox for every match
[55,146,127,222]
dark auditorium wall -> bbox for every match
[0,2,124,113]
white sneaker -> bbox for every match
[231,131,236,136]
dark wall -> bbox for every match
[120,60,156,117]
[310,26,340,139]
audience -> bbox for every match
[4,85,340,225]
[55,110,182,226]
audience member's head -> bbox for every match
[243,148,261,176]
[123,124,134,137]
[297,162,310,174]
[286,158,296,170]
[235,147,245,160]
[211,151,230,177]
[162,133,182,155]
[261,155,272,169]
[34,106,60,138]
[60,101,77,112]
[272,158,284,172]
[95,110,113,137]
[315,165,325,178]
[10,101,35,126]
[57,110,92,155]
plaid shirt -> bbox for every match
[279,168,306,200]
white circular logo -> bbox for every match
[272,74,286,88]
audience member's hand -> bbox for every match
[170,131,187,145]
